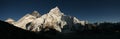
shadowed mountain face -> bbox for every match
[0,20,40,39]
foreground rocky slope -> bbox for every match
[1,20,120,39]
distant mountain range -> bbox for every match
[5,6,87,33]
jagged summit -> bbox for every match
[48,6,64,17]
[50,6,60,11]
[49,6,62,14]
[31,10,41,18]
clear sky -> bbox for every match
[0,0,120,23]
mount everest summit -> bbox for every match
[5,6,87,32]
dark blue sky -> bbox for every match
[0,0,120,23]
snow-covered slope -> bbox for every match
[15,11,41,29]
[6,11,41,29]
[14,14,36,29]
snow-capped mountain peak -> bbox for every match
[5,6,87,33]
[49,6,60,13]
[26,7,86,32]
[48,6,64,17]
[31,10,41,18]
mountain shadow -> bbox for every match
[1,20,120,39]
[0,20,41,39]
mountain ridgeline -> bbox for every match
[5,6,87,33]
[2,6,120,39]
[5,7,120,33]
